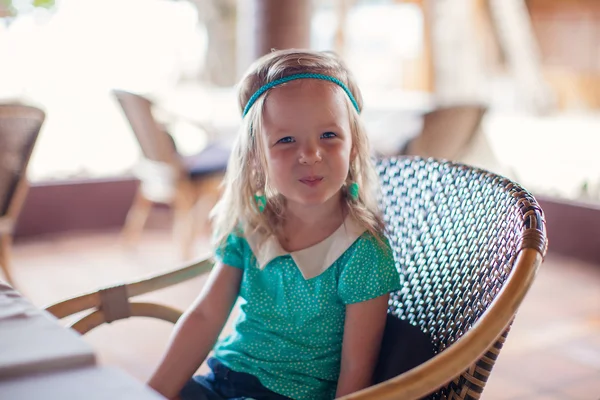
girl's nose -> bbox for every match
[299,143,322,165]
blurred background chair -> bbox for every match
[46,156,547,400]
[400,105,487,161]
[0,104,45,286]
[113,90,230,260]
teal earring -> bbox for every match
[254,192,267,213]
[348,182,359,201]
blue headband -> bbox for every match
[242,73,360,117]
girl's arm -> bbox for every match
[147,262,243,399]
[335,294,389,398]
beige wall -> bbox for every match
[527,0,600,109]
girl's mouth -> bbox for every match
[299,177,323,187]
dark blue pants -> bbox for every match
[179,358,292,400]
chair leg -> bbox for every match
[121,188,153,245]
[190,195,215,241]
[191,175,222,240]
[0,234,15,286]
[173,184,196,261]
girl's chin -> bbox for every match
[287,192,344,208]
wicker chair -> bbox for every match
[402,105,487,161]
[0,104,45,285]
[45,257,214,334]
[113,90,230,260]
[46,157,547,400]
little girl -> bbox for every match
[148,49,400,400]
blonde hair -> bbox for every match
[211,49,385,247]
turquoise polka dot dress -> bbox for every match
[212,217,400,400]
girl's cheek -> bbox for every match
[266,152,287,169]
[270,147,295,161]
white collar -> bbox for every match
[245,216,366,280]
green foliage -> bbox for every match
[0,0,14,12]
[1,0,56,17]
[32,0,55,9]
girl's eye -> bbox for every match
[321,131,337,139]
[276,136,294,144]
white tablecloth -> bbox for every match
[0,282,165,399]
[0,282,96,378]
[0,365,165,400]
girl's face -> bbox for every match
[261,80,353,213]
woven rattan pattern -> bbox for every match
[0,105,45,217]
[376,157,547,400]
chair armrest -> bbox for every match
[45,256,215,320]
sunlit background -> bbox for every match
[1,0,599,203]
[2,2,600,399]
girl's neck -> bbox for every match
[278,195,347,252]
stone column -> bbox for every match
[189,0,237,86]
[426,0,488,104]
[488,0,555,113]
[237,0,312,78]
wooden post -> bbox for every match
[237,0,312,78]
[422,0,434,92]
[334,0,350,58]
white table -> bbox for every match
[0,282,165,399]
[0,365,165,400]
[0,282,96,378]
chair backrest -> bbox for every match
[373,156,547,399]
[112,90,177,165]
[0,104,45,221]
[404,105,487,160]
